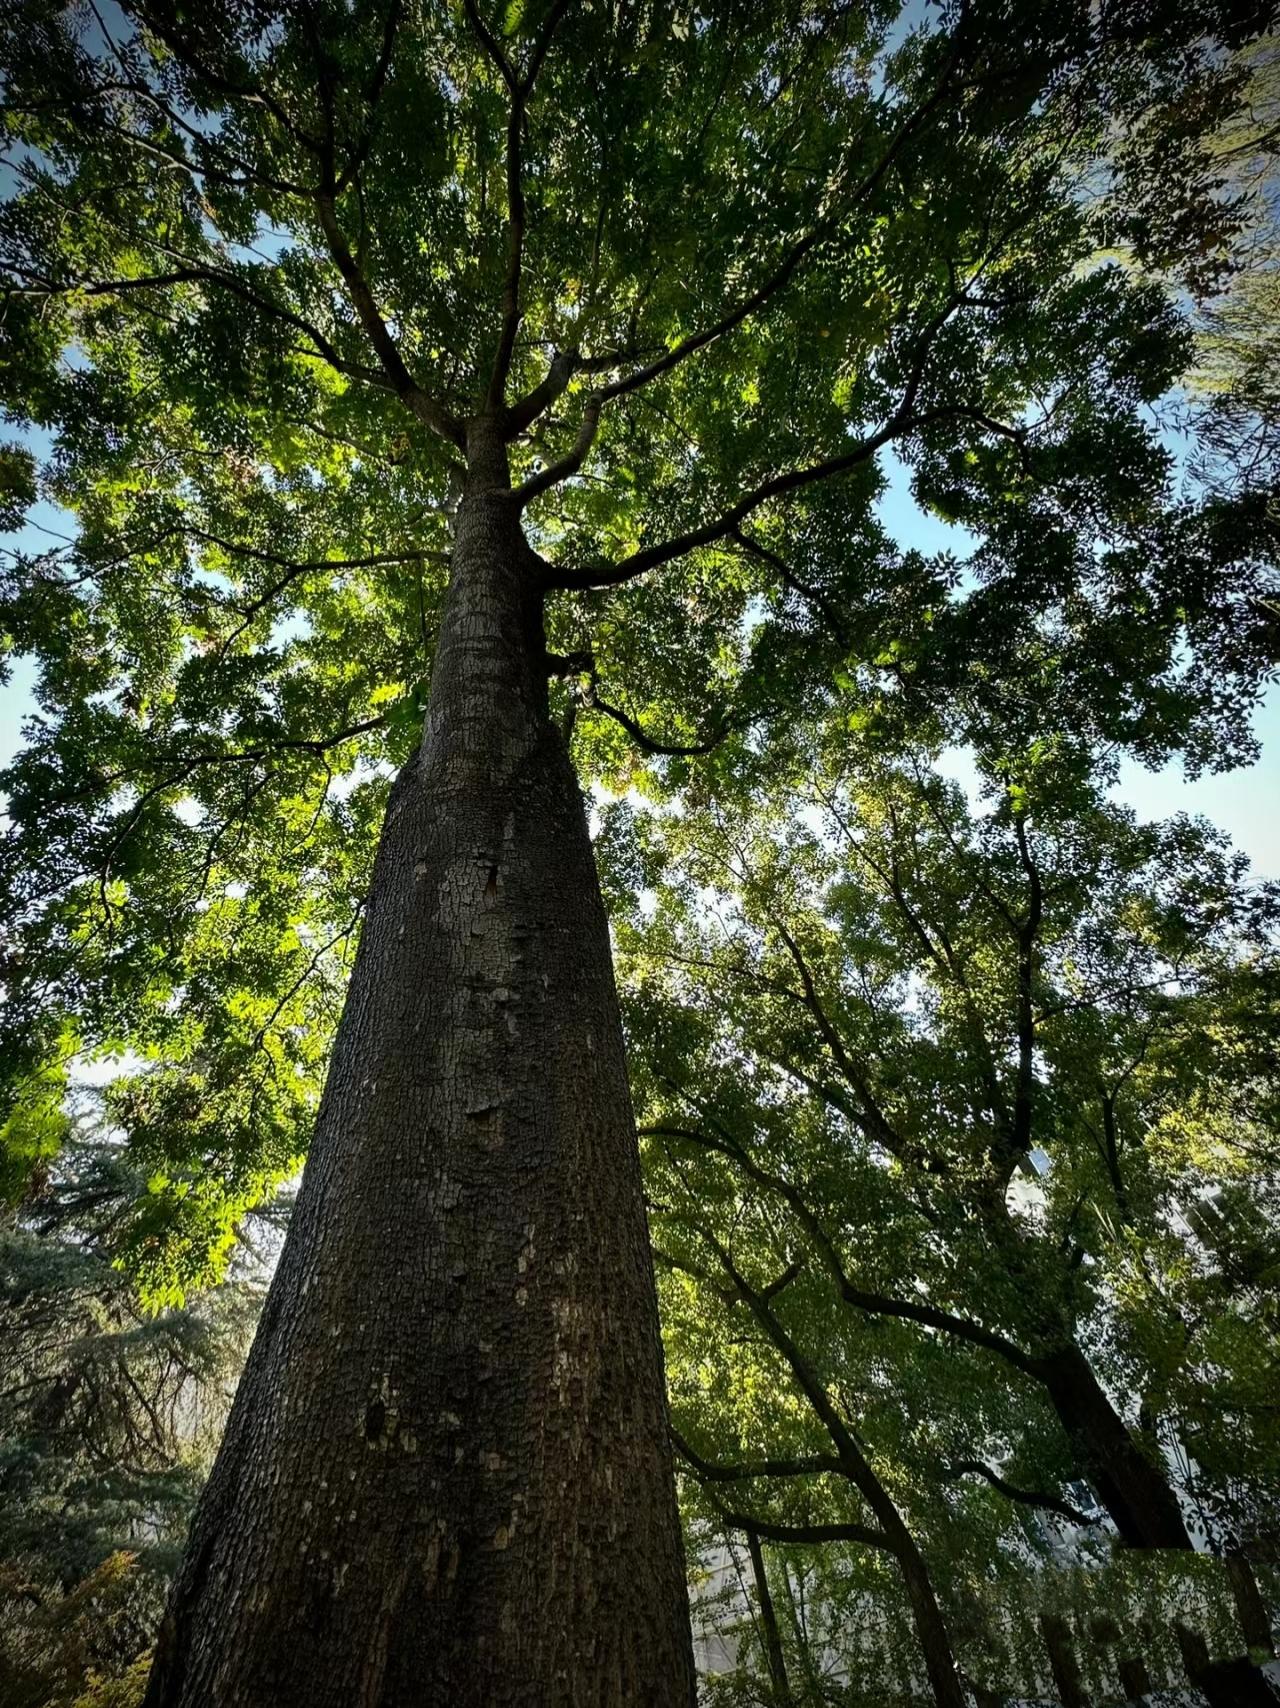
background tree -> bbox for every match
[0,1127,256,1708]
[600,700,1280,1693]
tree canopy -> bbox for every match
[2,1,1279,1703]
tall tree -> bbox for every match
[613,729,1280,1698]
[1,1,1275,1701]
[607,723,1280,1557]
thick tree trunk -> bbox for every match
[1034,1343,1191,1549]
[144,433,696,1707]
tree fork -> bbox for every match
[144,422,696,1707]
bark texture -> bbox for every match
[144,435,696,1707]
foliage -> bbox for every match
[599,702,1280,1695]
[0,1129,260,1706]
[1,0,1277,1299]
[1,2,1279,1699]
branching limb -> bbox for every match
[671,1429,842,1483]
[313,195,462,444]
[717,1509,890,1551]
[335,0,405,194]
[465,0,577,407]
[942,1460,1098,1526]
[0,259,389,392]
[583,690,730,758]
[643,1119,1038,1376]
[543,413,908,590]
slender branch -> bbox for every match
[733,528,850,645]
[1008,811,1044,1168]
[585,692,729,757]
[544,413,908,590]
[466,0,576,407]
[942,1460,1098,1527]
[313,196,463,444]
[335,0,404,194]
[718,1510,890,1551]
[515,391,603,501]
[644,1121,1038,1376]
[1,260,388,391]
[672,1429,842,1483]
[130,3,322,151]
[594,9,972,411]
[766,915,906,1157]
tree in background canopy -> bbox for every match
[603,692,1280,1700]
[0,1129,257,1708]
[1,0,1278,1702]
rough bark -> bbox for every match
[1038,1612,1087,1708]
[143,427,696,1707]
[1033,1343,1191,1550]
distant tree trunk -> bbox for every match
[732,1266,969,1708]
[143,424,696,1707]
[744,1530,793,1707]
[1038,1612,1087,1708]
[888,1531,968,1708]
[1175,1620,1280,1707]
[1034,1344,1191,1549]
[1227,1550,1276,1657]
[1118,1655,1151,1703]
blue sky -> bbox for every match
[873,450,1280,881]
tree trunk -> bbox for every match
[1038,1612,1087,1708]
[143,429,696,1707]
[1034,1344,1191,1549]
[1117,1655,1151,1703]
[1227,1549,1276,1658]
[1176,1621,1280,1707]
[889,1530,968,1708]
[744,1529,793,1708]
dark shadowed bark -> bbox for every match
[1118,1654,1152,1702]
[1033,1344,1191,1550]
[144,425,696,1707]
[1227,1550,1277,1657]
[1039,1612,1087,1708]
[744,1529,794,1708]
[1176,1621,1280,1707]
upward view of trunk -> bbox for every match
[1033,1343,1192,1550]
[144,427,696,1707]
